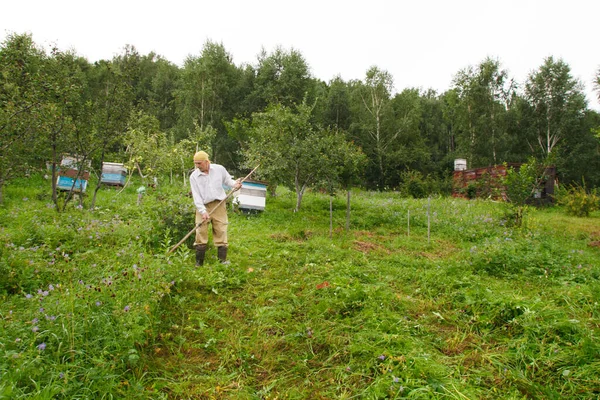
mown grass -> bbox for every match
[1,174,599,399]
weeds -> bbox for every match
[1,175,599,398]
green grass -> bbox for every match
[1,175,599,399]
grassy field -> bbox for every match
[1,174,599,399]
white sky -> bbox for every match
[2,0,599,110]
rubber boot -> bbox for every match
[217,246,229,264]
[195,244,207,267]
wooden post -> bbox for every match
[427,197,431,245]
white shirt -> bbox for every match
[190,163,237,214]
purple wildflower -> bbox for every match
[37,343,46,351]
[124,305,130,312]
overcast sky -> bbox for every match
[2,0,599,110]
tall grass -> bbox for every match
[1,175,599,399]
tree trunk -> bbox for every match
[90,150,106,210]
[51,143,58,207]
[329,196,333,238]
[294,189,304,213]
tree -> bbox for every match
[451,58,514,167]
[124,110,168,186]
[440,89,460,158]
[318,131,366,232]
[595,66,600,104]
[320,76,352,132]
[502,158,546,227]
[349,66,398,190]
[555,109,600,187]
[253,46,316,109]
[0,33,46,203]
[418,89,449,176]
[244,102,359,212]
[175,41,241,165]
[151,57,180,131]
[86,59,134,209]
[524,56,586,157]
[38,47,89,209]
[387,88,430,187]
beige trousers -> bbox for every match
[194,200,229,247]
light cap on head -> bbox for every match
[193,151,209,162]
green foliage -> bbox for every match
[556,182,600,217]
[451,57,514,167]
[473,170,503,199]
[145,187,196,249]
[399,169,428,198]
[3,34,600,204]
[124,110,169,183]
[524,56,587,157]
[1,174,600,398]
[465,181,477,199]
[502,158,546,226]
[0,179,177,398]
[244,103,364,211]
[0,33,47,202]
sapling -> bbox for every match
[502,157,546,227]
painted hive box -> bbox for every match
[101,162,127,186]
[233,179,267,211]
[56,156,91,193]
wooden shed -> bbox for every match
[452,163,556,203]
[233,179,268,211]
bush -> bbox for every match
[399,170,427,198]
[556,183,599,217]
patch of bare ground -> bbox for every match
[589,231,600,248]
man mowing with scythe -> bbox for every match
[189,151,241,266]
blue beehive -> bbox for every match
[57,175,88,192]
[101,162,127,186]
[56,156,90,193]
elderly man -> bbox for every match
[190,151,241,266]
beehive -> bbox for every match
[233,179,267,211]
[56,156,91,193]
[101,162,127,186]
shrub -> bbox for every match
[502,158,547,226]
[556,183,599,217]
[399,170,427,198]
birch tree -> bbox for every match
[524,57,586,157]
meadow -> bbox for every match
[1,174,599,399]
